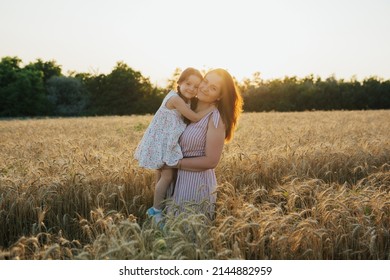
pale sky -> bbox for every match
[1,0,390,86]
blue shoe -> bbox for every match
[146,207,164,229]
[146,207,162,217]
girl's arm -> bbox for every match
[178,116,226,171]
[167,96,215,122]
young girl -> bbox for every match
[134,67,215,222]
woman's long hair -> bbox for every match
[209,69,243,142]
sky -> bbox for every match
[1,0,390,86]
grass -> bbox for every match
[0,110,389,259]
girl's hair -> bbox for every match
[175,67,203,124]
[176,67,203,102]
[208,68,243,142]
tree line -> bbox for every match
[240,72,390,112]
[1,56,389,117]
[0,57,163,117]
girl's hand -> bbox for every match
[163,159,181,169]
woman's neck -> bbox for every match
[195,100,214,112]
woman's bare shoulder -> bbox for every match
[208,109,225,130]
[206,110,226,155]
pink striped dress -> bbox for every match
[167,108,221,219]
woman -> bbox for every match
[166,68,243,219]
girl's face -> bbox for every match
[179,75,202,100]
[197,72,222,104]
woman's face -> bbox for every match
[197,72,222,104]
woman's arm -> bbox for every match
[166,96,215,122]
[178,116,226,171]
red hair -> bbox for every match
[208,69,243,142]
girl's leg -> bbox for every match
[155,169,161,183]
[153,168,174,210]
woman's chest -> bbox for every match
[179,121,208,154]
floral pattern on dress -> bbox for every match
[134,90,187,169]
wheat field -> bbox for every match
[0,110,389,260]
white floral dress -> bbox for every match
[134,90,187,169]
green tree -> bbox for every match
[0,56,22,87]
[86,61,155,115]
[0,68,46,116]
[46,76,88,116]
[0,56,52,116]
[25,59,62,83]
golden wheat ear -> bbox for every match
[1,111,389,259]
